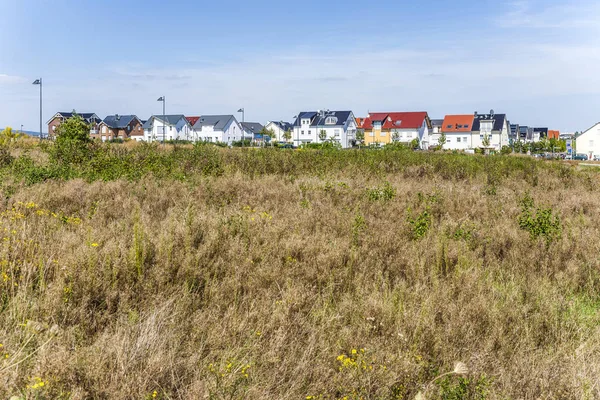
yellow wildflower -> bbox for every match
[91,243,99,247]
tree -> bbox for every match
[438,132,447,149]
[52,114,94,164]
[0,127,23,146]
[482,134,491,148]
[55,115,92,144]
[355,130,364,148]
[410,138,420,150]
[318,129,327,142]
[283,129,292,142]
[392,131,400,142]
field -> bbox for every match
[1,141,600,399]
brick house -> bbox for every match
[96,115,143,141]
[47,112,101,139]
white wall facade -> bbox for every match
[471,119,509,150]
[576,122,600,158]
[192,119,243,145]
[265,122,288,142]
[293,113,357,148]
[143,117,191,142]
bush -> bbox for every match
[518,193,562,245]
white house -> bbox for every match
[142,115,192,142]
[265,121,294,142]
[435,115,475,150]
[292,110,357,148]
[191,115,243,145]
[471,112,510,150]
[575,122,600,159]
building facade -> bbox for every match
[292,110,357,149]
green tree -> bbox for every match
[482,134,491,148]
[410,138,420,150]
[438,132,447,148]
[392,131,400,142]
[0,126,23,146]
[355,130,364,148]
[52,114,94,164]
[318,129,327,142]
[283,129,292,142]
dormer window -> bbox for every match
[395,120,402,127]
[373,121,382,129]
[325,116,338,125]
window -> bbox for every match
[373,121,382,129]
[301,130,305,135]
[480,135,484,140]
[457,137,461,143]
[464,125,469,129]
[369,131,375,137]
[447,125,453,129]
[463,137,468,142]
[334,129,340,136]
[325,116,338,125]
[590,140,595,147]
[447,138,451,143]
[170,126,173,131]
[407,132,413,138]
[380,131,386,137]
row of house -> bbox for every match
[46,109,560,151]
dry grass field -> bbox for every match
[1,142,600,399]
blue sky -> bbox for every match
[1,0,599,132]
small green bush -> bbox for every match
[367,182,396,201]
[518,193,562,245]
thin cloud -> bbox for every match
[0,74,27,84]
[496,1,600,28]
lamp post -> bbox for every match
[157,96,165,144]
[32,78,42,141]
[293,115,298,148]
[237,108,245,147]
[20,124,23,135]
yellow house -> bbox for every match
[361,112,432,148]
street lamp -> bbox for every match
[157,96,166,143]
[20,124,23,135]
[237,108,245,147]
[293,115,298,148]
[32,78,42,141]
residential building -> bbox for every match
[142,115,192,142]
[191,115,243,144]
[519,126,534,142]
[430,119,444,134]
[533,128,548,141]
[548,130,560,140]
[510,124,520,144]
[575,122,600,159]
[471,112,509,150]
[264,121,294,142]
[186,116,201,127]
[361,112,431,148]
[97,115,143,141]
[292,110,357,149]
[241,122,264,141]
[439,115,474,150]
[47,112,102,139]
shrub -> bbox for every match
[367,182,396,201]
[518,193,562,245]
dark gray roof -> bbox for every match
[53,112,101,125]
[430,119,444,127]
[471,113,507,132]
[241,122,264,133]
[270,121,293,131]
[142,115,187,129]
[293,111,353,127]
[103,115,139,129]
[192,115,236,131]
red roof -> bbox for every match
[361,112,429,130]
[441,115,474,132]
[186,116,200,126]
[548,130,560,140]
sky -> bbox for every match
[0,0,599,133]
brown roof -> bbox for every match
[442,115,475,133]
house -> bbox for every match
[264,121,294,142]
[510,124,520,144]
[575,122,600,159]
[241,122,264,141]
[471,112,510,150]
[430,119,444,134]
[533,128,548,141]
[96,115,143,142]
[548,130,560,140]
[186,116,201,127]
[519,126,534,142]
[361,112,431,148]
[142,115,192,142]
[191,115,243,144]
[292,110,357,149]
[47,112,102,139]
[439,115,475,150]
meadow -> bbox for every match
[1,139,600,399]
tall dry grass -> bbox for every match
[1,146,600,399]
